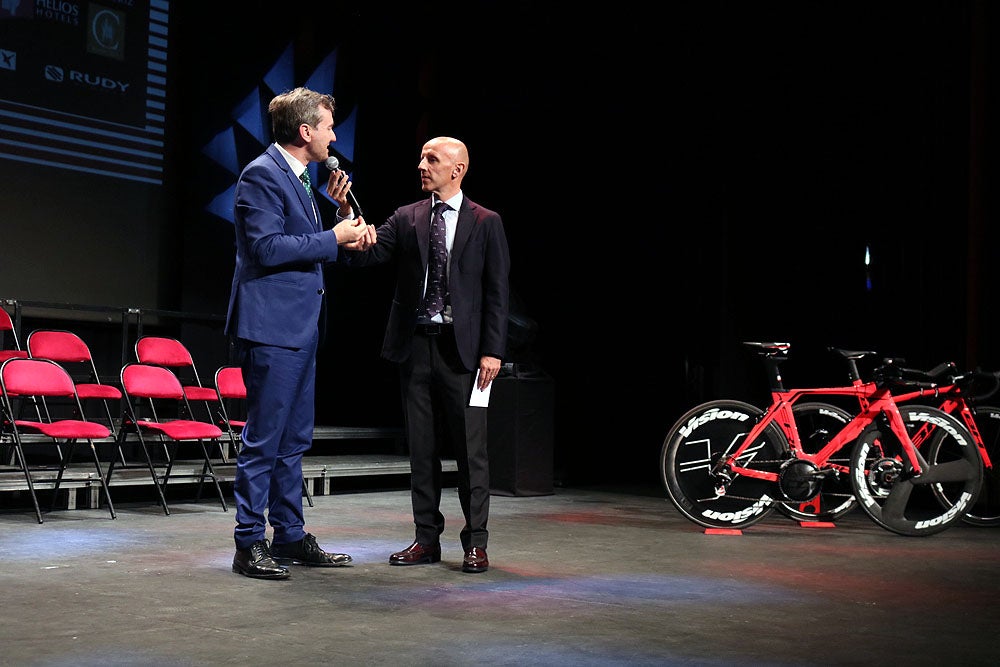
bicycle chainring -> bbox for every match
[778,459,823,502]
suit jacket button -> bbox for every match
[317,288,325,295]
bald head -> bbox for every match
[419,136,470,199]
[425,136,469,168]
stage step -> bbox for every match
[0,454,454,510]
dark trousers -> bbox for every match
[400,328,490,550]
[232,331,317,549]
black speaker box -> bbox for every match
[487,368,554,496]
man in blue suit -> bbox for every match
[226,87,373,580]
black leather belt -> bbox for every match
[415,323,451,336]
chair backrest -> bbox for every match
[135,336,195,368]
[0,308,28,362]
[121,363,186,401]
[27,329,93,363]
[215,366,247,400]
[1,357,77,399]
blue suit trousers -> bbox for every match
[232,330,317,549]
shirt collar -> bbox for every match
[275,143,307,179]
[433,192,463,212]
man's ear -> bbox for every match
[298,123,311,144]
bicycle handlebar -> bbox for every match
[868,358,943,391]
[962,369,1000,402]
[880,361,1000,402]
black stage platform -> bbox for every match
[0,481,998,666]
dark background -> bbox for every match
[2,1,996,488]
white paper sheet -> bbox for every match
[469,370,492,407]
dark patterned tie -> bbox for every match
[422,201,451,318]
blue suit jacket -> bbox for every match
[225,144,341,348]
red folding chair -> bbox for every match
[108,363,228,515]
[27,329,122,440]
[135,336,220,429]
[0,357,116,523]
[135,336,218,402]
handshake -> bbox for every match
[333,216,376,250]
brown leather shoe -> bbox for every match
[462,547,489,573]
[389,541,441,566]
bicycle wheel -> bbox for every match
[661,400,788,530]
[929,404,1000,526]
[775,402,857,522]
[850,405,982,536]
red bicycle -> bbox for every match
[778,356,1000,527]
[660,342,983,536]
[867,361,999,526]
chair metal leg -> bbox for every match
[48,441,74,514]
[303,478,314,507]
[135,434,170,516]
[196,440,228,511]
[10,442,43,524]
[87,440,116,520]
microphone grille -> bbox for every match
[324,156,339,170]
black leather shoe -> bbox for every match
[389,541,441,566]
[462,547,489,573]
[270,533,352,567]
[233,539,290,579]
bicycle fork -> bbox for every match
[868,401,928,476]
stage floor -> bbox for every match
[1,482,998,666]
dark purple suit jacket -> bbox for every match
[345,195,510,371]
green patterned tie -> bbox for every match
[300,169,313,198]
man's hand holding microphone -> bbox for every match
[326,155,376,251]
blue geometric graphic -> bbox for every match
[202,126,240,176]
[232,88,267,146]
[264,44,295,95]
[201,43,355,224]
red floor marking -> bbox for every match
[703,528,743,535]
[798,521,836,528]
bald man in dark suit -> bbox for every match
[332,136,510,573]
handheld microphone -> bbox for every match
[325,156,363,218]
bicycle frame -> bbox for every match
[709,353,926,487]
[891,384,994,470]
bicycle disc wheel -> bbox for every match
[775,402,857,522]
[929,404,1000,526]
[661,400,787,530]
[850,405,982,536]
